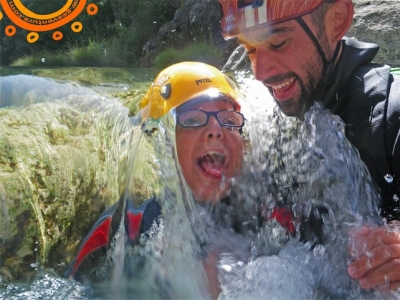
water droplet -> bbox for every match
[384,174,394,183]
[383,275,390,288]
[221,264,232,273]
[220,173,226,191]
[313,244,326,256]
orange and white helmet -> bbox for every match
[219,0,335,39]
[139,61,241,122]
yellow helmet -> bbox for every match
[139,61,241,121]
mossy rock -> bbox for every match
[0,75,158,281]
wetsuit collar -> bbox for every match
[321,37,380,116]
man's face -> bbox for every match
[176,99,244,202]
[238,16,325,119]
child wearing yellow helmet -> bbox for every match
[139,61,245,203]
[139,61,241,121]
[65,62,248,298]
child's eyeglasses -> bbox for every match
[177,109,244,129]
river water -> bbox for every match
[0,67,394,299]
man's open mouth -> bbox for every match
[269,78,295,98]
[197,151,226,178]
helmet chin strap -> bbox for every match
[295,16,342,118]
[296,17,341,85]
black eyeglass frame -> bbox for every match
[176,109,245,129]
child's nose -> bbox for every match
[205,116,224,139]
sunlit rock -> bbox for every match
[348,0,400,66]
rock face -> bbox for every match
[140,0,238,68]
[347,0,400,66]
[141,0,400,69]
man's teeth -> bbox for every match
[273,78,294,90]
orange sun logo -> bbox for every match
[0,0,98,43]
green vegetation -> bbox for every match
[12,42,105,67]
[153,42,224,69]
[9,31,224,69]
[1,0,180,67]
[2,0,226,68]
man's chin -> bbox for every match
[275,99,301,118]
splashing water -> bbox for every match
[106,73,388,299]
[88,110,209,299]
[0,72,396,299]
[212,75,386,299]
[0,269,89,299]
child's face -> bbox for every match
[176,99,244,202]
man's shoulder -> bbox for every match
[342,36,399,96]
[348,61,400,107]
[324,37,382,110]
[346,62,390,107]
[345,57,400,198]
[341,36,380,67]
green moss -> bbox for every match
[152,41,224,69]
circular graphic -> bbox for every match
[0,0,98,42]
[52,31,63,41]
[13,0,74,20]
[27,32,39,43]
[0,0,86,31]
[71,21,82,33]
[87,4,98,16]
[5,25,16,36]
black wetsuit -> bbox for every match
[65,191,295,284]
[65,195,161,282]
[319,37,400,222]
[297,37,400,245]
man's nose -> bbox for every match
[205,116,223,139]
[252,49,280,82]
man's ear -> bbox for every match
[326,0,354,42]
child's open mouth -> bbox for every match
[197,151,226,178]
